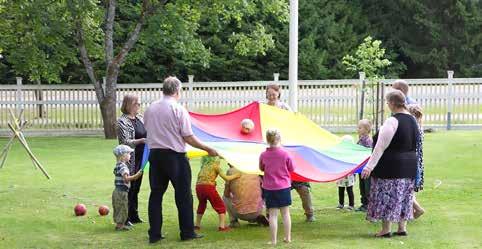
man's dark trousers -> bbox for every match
[148,149,195,241]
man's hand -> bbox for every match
[184,135,218,157]
[205,147,218,157]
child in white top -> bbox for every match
[336,135,356,210]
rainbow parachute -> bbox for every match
[186,102,370,182]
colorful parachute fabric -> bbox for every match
[188,102,371,182]
[140,144,150,171]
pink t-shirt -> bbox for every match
[259,147,294,190]
[144,96,193,153]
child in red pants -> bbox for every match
[195,156,240,231]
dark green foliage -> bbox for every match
[0,0,480,83]
[360,0,482,78]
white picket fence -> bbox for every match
[0,72,481,136]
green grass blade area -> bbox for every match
[0,131,481,248]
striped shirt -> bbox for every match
[113,162,130,191]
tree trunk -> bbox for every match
[101,64,119,139]
[100,94,117,139]
[375,81,380,131]
[359,79,366,120]
[71,0,158,139]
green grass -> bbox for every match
[0,131,481,248]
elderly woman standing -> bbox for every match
[117,94,147,224]
[264,83,315,222]
[361,90,419,237]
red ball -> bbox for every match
[98,205,109,216]
[74,204,87,216]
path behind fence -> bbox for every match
[1,72,481,136]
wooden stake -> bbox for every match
[0,121,28,168]
[1,108,51,179]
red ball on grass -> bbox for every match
[98,205,110,216]
[74,204,87,216]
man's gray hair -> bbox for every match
[163,76,182,96]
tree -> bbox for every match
[1,0,287,138]
[360,0,482,78]
[65,0,154,138]
[343,36,391,129]
[66,0,288,138]
[0,1,77,83]
[116,0,288,82]
[0,1,78,117]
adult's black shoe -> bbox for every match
[130,217,144,224]
[181,233,204,241]
[149,235,166,244]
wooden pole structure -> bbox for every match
[0,108,51,179]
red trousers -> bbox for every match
[196,184,226,214]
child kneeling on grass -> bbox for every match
[112,145,143,231]
[259,129,295,245]
[195,156,240,231]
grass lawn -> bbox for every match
[0,131,481,249]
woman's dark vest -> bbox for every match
[372,113,419,179]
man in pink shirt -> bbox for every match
[144,76,218,243]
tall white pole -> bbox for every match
[289,0,298,112]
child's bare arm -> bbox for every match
[123,171,143,182]
[216,165,240,182]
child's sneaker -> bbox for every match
[336,204,344,209]
[347,206,355,211]
[218,227,231,232]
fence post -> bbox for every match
[188,75,194,109]
[358,72,366,120]
[447,70,454,130]
[16,77,23,115]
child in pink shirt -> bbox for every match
[259,129,294,245]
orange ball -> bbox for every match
[98,205,109,216]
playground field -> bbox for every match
[0,131,480,249]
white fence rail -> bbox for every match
[1,73,481,136]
